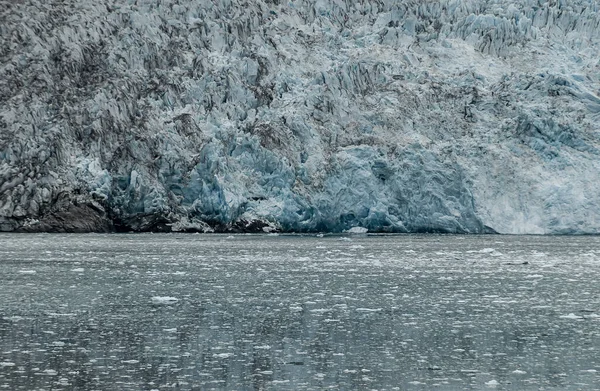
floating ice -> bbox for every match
[346,227,368,234]
[559,313,583,319]
[0,362,15,367]
[467,248,496,254]
[151,296,179,305]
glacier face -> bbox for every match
[1,0,600,234]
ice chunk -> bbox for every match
[559,313,583,319]
[346,227,368,234]
[0,362,15,367]
[467,248,495,253]
[151,296,179,305]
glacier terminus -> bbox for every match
[1,0,600,234]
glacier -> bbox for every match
[1,0,599,234]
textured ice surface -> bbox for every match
[1,233,600,390]
[1,1,600,233]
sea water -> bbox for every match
[0,233,599,390]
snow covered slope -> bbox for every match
[1,0,600,233]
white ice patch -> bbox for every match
[0,362,15,367]
[214,353,234,358]
[467,248,496,253]
[71,268,85,273]
[346,227,368,234]
[485,379,499,387]
[151,296,179,305]
[355,308,382,312]
[559,313,583,319]
[18,270,36,274]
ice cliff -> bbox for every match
[1,0,600,234]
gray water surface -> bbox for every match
[0,234,599,390]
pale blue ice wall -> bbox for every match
[1,0,599,233]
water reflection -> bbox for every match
[0,234,599,390]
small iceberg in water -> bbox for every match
[346,227,368,234]
[151,296,179,305]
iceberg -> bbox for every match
[151,296,179,305]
